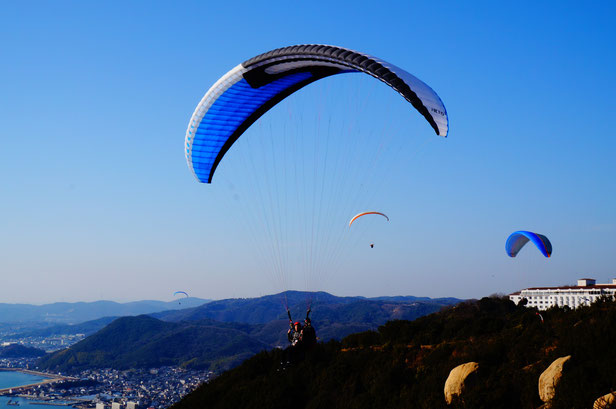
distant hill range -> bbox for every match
[0,298,209,324]
[36,291,461,373]
[13,317,120,338]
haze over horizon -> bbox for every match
[0,291,459,307]
[1,1,614,304]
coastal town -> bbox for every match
[0,357,212,409]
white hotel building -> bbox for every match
[510,278,616,311]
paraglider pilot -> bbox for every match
[288,321,303,346]
[287,309,305,346]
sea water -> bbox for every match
[0,372,48,389]
[0,371,66,408]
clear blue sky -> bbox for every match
[1,1,614,304]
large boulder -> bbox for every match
[444,362,479,405]
[538,355,571,403]
[594,392,616,409]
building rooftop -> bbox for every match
[509,278,616,296]
[523,284,616,291]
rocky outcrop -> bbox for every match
[444,362,479,405]
[538,355,571,403]
[594,392,616,409]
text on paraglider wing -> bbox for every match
[431,108,446,116]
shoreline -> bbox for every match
[0,396,85,409]
[0,368,77,395]
[0,368,70,380]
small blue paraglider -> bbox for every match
[505,231,552,258]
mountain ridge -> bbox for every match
[36,291,461,373]
[0,298,210,324]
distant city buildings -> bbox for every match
[510,278,616,310]
[0,334,86,353]
[96,399,138,409]
[95,403,138,409]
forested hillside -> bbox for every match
[171,297,616,409]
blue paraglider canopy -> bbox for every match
[185,44,449,184]
[505,231,552,258]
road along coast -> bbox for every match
[0,369,77,395]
